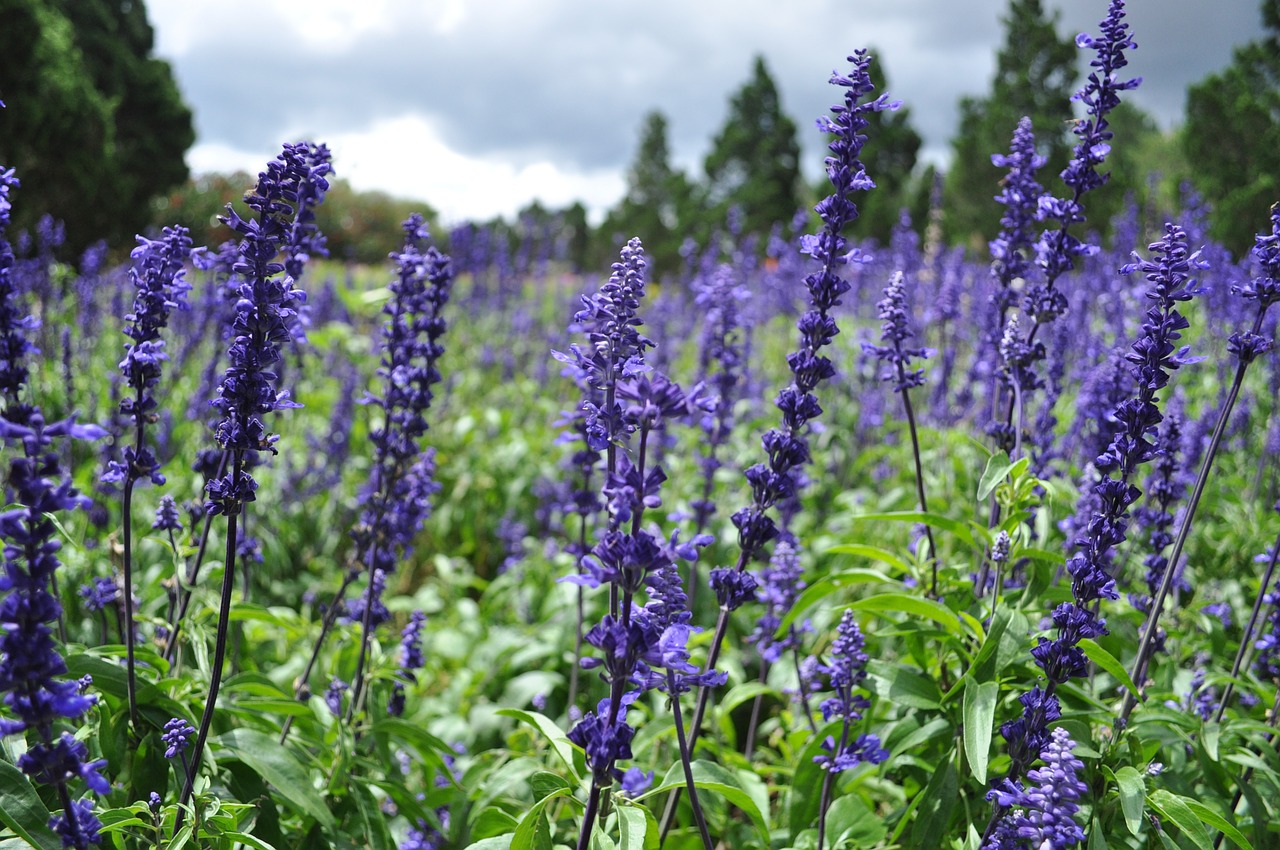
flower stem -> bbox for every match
[1214,525,1280,723]
[669,669,714,850]
[174,451,243,833]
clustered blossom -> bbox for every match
[985,727,1088,850]
[389,610,427,717]
[205,143,333,516]
[101,226,193,488]
[749,540,811,664]
[813,611,887,772]
[1033,0,1140,290]
[998,223,1202,786]
[1129,415,1189,613]
[989,117,1047,315]
[78,577,118,613]
[995,0,1139,444]
[690,263,752,533]
[162,718,194,759]
[562,240,716,794]
[713,50,896,609]
[1,157,108,848]
[1228,203,1280,365]
[864,271,932,393]
[348,215,452,714]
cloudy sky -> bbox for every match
[147,0,1260,225]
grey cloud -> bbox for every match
[163,0,1260,192]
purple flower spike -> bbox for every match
[162,718,195,759]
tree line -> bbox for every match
[0,0,1275,267]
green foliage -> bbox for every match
[1183,1,1280,257]
[0,0,193,251]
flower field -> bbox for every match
[3,2,1280,850]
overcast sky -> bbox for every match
[147,0,1260,225]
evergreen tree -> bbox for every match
[943,0,1076,246]
[1183,0,1280,256]
[0,0,194,251]
[599,110,692,278]
[703,55,801,241]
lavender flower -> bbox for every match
[162,718,194,759]
[389,610,427,717]
[1,159,108,849]
[324,678,348,717]
[176,143,332,827]
[1255,549,1280,681]
[995,223,1202,801]
[863,271,932,393]
[101,227,193,488]
[78,578,118,614]
[989,117,1046,316]
[748,540,810,664]
[813,611,886,771]
[985,727,1088,850]
[152,494,183,533]
[347,215,451,720]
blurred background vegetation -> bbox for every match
[0,0,1277,267]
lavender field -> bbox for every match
[3,2,1280,849]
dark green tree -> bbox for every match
[943,0,1077,247]
[0,0,194,251]
[703,56,802,241]
[1183,0,1280,256]
[599,110,693,278]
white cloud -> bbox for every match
[186,114,626,225]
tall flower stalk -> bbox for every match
[984,222,1203,842]
[1,157,110,849]
[1124,204,1280,722]
[863,271,937,594]
[175,143,331,829]
[346,214,452,724]
[658,49,896,838]
[102,226,192,732]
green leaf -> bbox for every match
[978,451,1014,501]
[639,760,769,844]
[498,709,584,781]
[1148,789,1213,850]
[511,789,566,850]
[214,729,335,829]
[464,836,514,850]
[846,594,963,637]
[223,831,280,850]
[1113,765,1146,836]
[909,759,957,849]
[0,761,62,850]
[866,659,943,710]
[616,804,648,850]
[1182,799,1252,850]
[962,680,998,784]
[846,511,976,547]
[776,570,898,636]
[823,544,910,574]
[530,770,573,802]
[1077,639,1140,700]
[471,808,519,840]
[825,794,886,849]
[353,778,391,850]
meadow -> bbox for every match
[3,3,1280,850]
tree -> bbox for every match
[0,0,194,251]
[599,110,693,278]
[1183,0,1280,256]
[703,56,802,241]
[943,0,1077,246]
